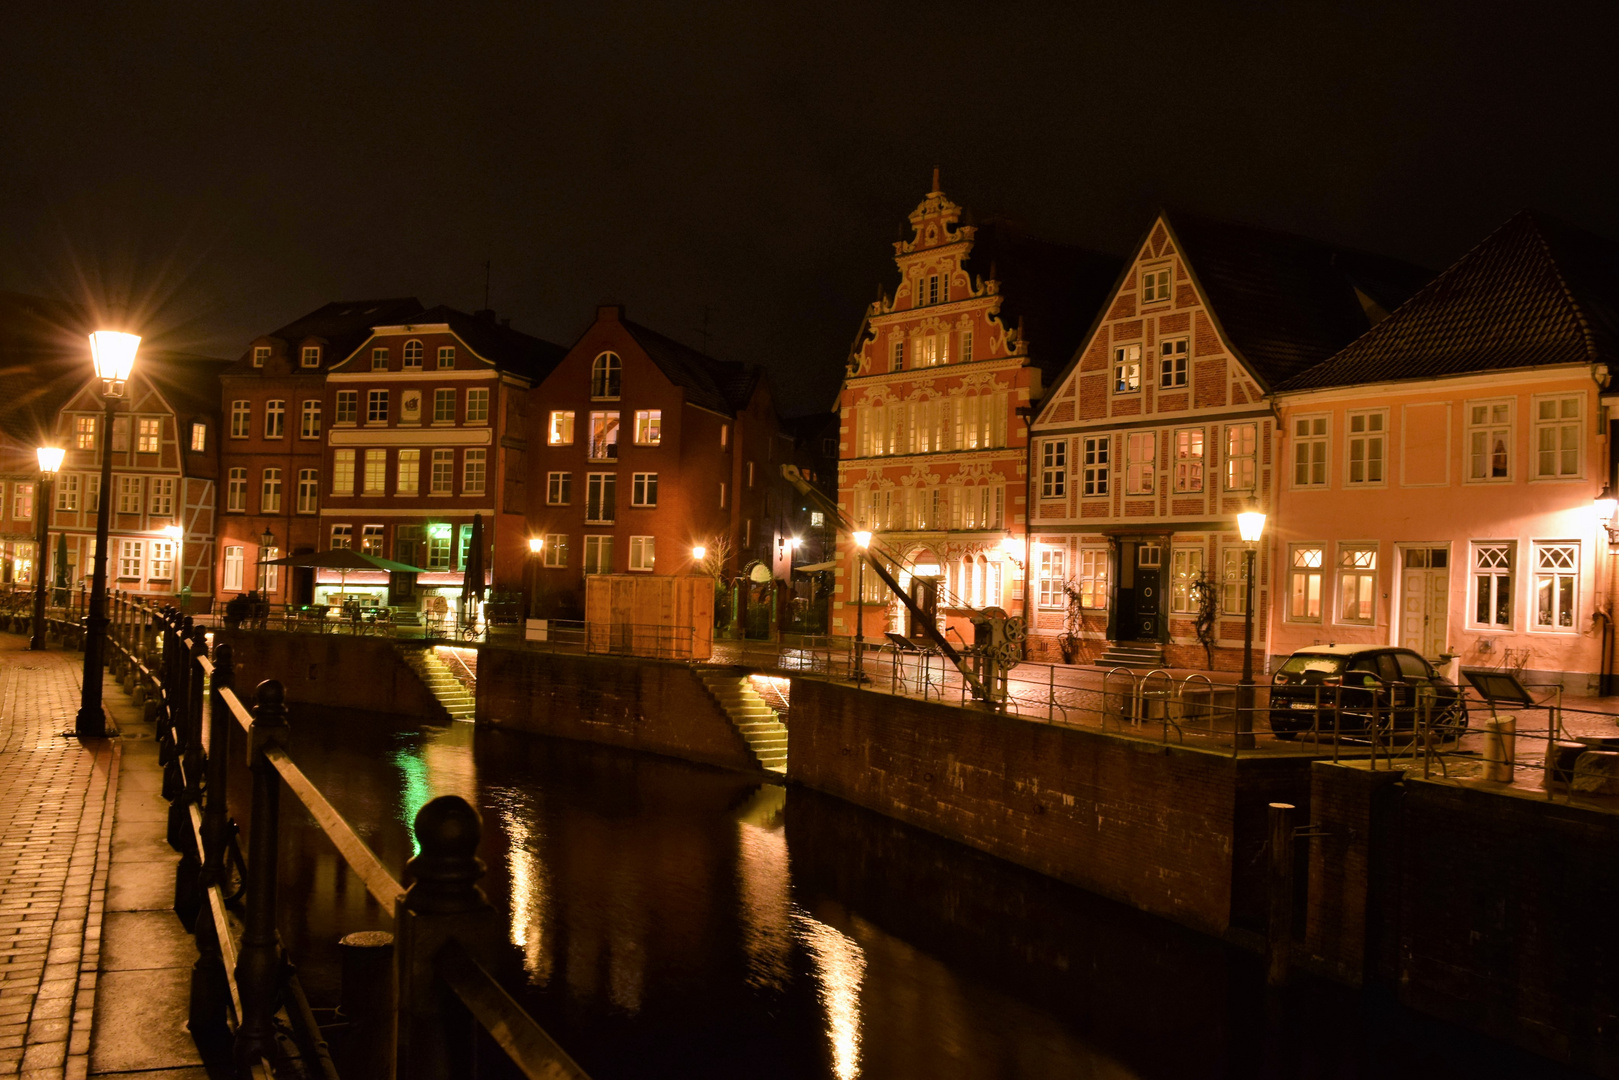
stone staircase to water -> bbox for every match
[700,671,787,774]
[397,646,476,722]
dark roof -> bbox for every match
[395,305,567,383]
[1165,212,1432,388]
[255,297,423,369]
[622,320,764,415]
[1279,212,1619,392]
[961,221,1123,385]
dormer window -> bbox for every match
[591,352,621,399]
[300,346,320,368]
[403,341,424,369]
[436,346,455,369]
[1142,267,1172,304]
[252,346,269,368]
[373,347,390,370]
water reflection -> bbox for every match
[795,907,865,1080]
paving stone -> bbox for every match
[98,913,192,973]
[85,969,201,1074]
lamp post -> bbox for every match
[1236,501,1267,750]
[29,447,64,651]
[161,523,184,603]
[77,330,140,738]
[527,536,543,618]
[852,530,871,683]
[258,527,275,595]
[1596,486,1618,694]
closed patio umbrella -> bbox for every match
[461,514,486,602]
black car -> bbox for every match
[1267,644,1467,739]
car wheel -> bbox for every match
[1432,700,1469,742]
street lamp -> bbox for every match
[852,530,872,684]
[29,447,63,651]
[77,330,141,737]
[526,536,543,618]
[1236,501,1267,750]
[259,527,275,595]
[692,544,707,565]
[162,523,184,602]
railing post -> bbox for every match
[190,640,235,1050]
[1266,802,1296,987]
[235,679,289,1070]
[173,630,209,925]
[396,796,502,1080]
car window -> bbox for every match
[1278,654,1343,680]
[1348,657,1378,674]
[1376,654,1402,683]
[1395,652,1431,680]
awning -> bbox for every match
[793,560,838,573]
[261,548,426,573]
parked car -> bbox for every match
[1267,644,1467,739]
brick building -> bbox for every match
[833,177,1118,643]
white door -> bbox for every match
[1399,546,1450,658]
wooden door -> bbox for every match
[1399,547,1450,658]
[1132,543,1163,640]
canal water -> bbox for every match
[265,707,1580,1080]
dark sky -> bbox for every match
[2,2,1616,413]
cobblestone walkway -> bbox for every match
[0,637,116,1080]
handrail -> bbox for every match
[438,942,591,1080]
[263,746,405,915]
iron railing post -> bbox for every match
[174,629,209,925]
[236,679,289,1070]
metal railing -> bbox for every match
[99,595,591,1080]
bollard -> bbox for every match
[338,931,398,1080]
[1266,802,1296,987]
[235,679,289,1071]
[1483,715,1516,782]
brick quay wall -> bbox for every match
[217,631,446,719]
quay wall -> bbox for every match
[786,677,1312,939]
[215,631,447,720]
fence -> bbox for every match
[96,594,591,1080]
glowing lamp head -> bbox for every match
[692,545,707,561]
[528,536,544,553]
[161,524,183,539]
[35,446,64,474]
[787,535,800,549]
[852,530,872,550]
[1000,535,1022,558]
[1597,486,1618,526]
[88,330,141,394]
[1237,503,1267,544]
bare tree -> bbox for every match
[696,532,735,579]
[1189,569,1220,670]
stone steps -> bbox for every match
[396,646,477,722]
[700,672,788,775]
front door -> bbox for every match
[1399,546,1450,659]
[1132,543,1163,640]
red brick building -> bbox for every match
[527,305,789,615]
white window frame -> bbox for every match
[1077,547,1108,609]
[300,400,321,440]
[227,468,247,511]
[150,540,174,582]
[1082,436,1110,497]
[547,472,571,505]
[629,536,655,572]
[434,389,456,423]
[1159,338,1188,388]
[1225,423,1257,491]
[118,539,144,581]
[1532,393,1583,480]
[1113,344,1142,394]
[1533,540,1580,631]
[1141,266,1172,303]
[366,390,389,424]
[1345,410,1386,486]
[149,477,174,518]
[230,401,250,440]
[542,534,569,568]
[374,347,391,371]
[586,473,616,523]
[591,352,622,399]
[1170,547,1203,614]
[430,450,453,495]
[297,469,319,514]
[583,535,613,574]
[1292,414,1329,488]
[1173,428,1204,493]
[632,472,657,507]
[363,451,386,496]
[137,417,160,453]
[465,388,489,424]
[403,341,424,368]
[1040,440,1066,499]
[1036,548,1065,608]
[330,525,352,550]
[117,475,142,514]
[1472,541,1514,629]
[436,345,455,370]
[462,449,486,494]
[589,412,619,460]
[223,546,244,592]
[190,422,207,452]
[634,409,662,445]
[1287,545,1324,623]
[396,450,419,495]
[335,391,358,424]
[300,346,320,368]
[1126,431,1156,495]
[333,450,355,496]
[261,468,282,514]
[1465,398,1513,483]
[1336,543,1378,626]
[252,346,269,368]
[1222,548,1249,616]
[548,410,574,445]
[264,400,285,439]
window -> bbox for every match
[13,482,32,520]
[436,345,455,370]
[117,476,142,514]
[1222,549,1249,615]
[330,525,352,550]
[1346,411,1385,485]
[586,473,617,522]
[264,400,285,439]
[227,468,247,511]
[1465,400,1511,481]
[361,525,385,557]
[747,461,756,487]
[1041,440,1067,499]
[1077,547,1108,609]
[1159,338,1188,388]
[74,416,97,451]
[960,329,974,364]
[119,540,143,580]
[592,352,622,398]
[230,401,250,439]
[363,451,386,495]
[301,346,320,368]
[404,341,424,368]
[1337,545,1377,625]
[190,422,206,452]
[1474,543,1514,628]
[463,449,486,494]
[149,477,174,518]
[430,450,454,494]
[1037,548,1065,608]
[548,410,574,444]
[1171,548,1203,614]
[396,450,419,494]
[223,546,244,591]
[150,540,174,581]
[1174,429,1204,492]
[297,469,319,514]
[466,388,489,423]
[366,390,389,423]
[262,548,279,591]
[1287,546,1323,622]
[542,534,568,568]
[635,410,662,445]
[373,347,391,371]
[719,481,728,509]
[584,535,613,574]
[252,346,269,368]
[1293,415,1328,487]
[589,412,619,459]
[1082,436,1110,496]
[1534,542,1579,629]
[630,472,658,508]
[1126,432,1156,495]
[1142,267,1171,303]
[629,536,655,571]
[426,528,450,569]
[56,475,77,512]
[892,338,905,370]
[261,468,282,513]
[133,417,159,454]
[1534,395,1582,478]
[546,472,572,505]
[720,424,730,449]
[333,450,356,495]
[300,400,321,439]
[336,391,358,424]
[1225,423,1256,490]
[1113,344,1141,393]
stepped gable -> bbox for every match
[1279,212,1619,391]
[1164,211,1432,390]
[622,319,765,415]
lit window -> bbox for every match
[363,451,386,495]
[403,341,423,369]
[466,388,489,424]
[1040,440,1066,499]
[252,346,269,368]
[1113,344,1141,393]
[396,450,419,494]
[335,391,358,424]
[230,401,250,439]
[300,400,321,439]
[586,473,616,523]
[1078,547,1108,609]
[543,534,568,568]
[149,477,174,518]
[12,482,32,520]
[591,352,621,398]
[634,410,662,445]
[427,528,451,569]
[548,410,574,444]
[227,468,247,511]
[629,536,655,571]
[1159,338,1188,388]
[632,472,658,507]
[1466,400,1512,482]
[261,468,282,513]
[1292,415,1328,487]
[1222,548,1249,615]
[436,345,454,369]
[150,540,174,581]
[1142,267,1172,303]
[330,525,352,550]
[366,390,389,423]
[1287,545,1324,622]
[1126,432,1156,495]
[223,546,244,591]
[75,416,97,450]
[1174,429,1204,492]
[1534,542,1579,629]
[589,412,619,460]
[810,512,824,528]
[301,346,320,368]
[462,449,486,494]
[374,347,391,371]
[583,535,614,574]
[1534,395,1582,478]
[118,540,144,580]
[264,400,285,439]
[117,476,142,514]
[190,421,207,451]
[435,389,456,423]
[1346,411,1385,485]
[1225,423,1257,491]
[1473,542,1514,629]
[361,525,385,557]
[430,450,454,494]
[1037,548,1065,608]
[1337,544,1377,625]
[132,417,158,454]
[297,469,319,514]
[1171,548,1204,614]
[333,450,355,496]
[1082,436,1110,497]
[547,472,571,505]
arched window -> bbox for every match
[403,340,424,369]
[592,352,621,398]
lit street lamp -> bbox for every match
[77,330,141,738]
[162,523,184,601]
[29,447,64,651]
[526,536,543,617]
[852,530,871,684]
[1236,501,1267,750]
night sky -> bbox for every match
[2,3,1615,412]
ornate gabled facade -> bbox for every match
[833,176,1118,642]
